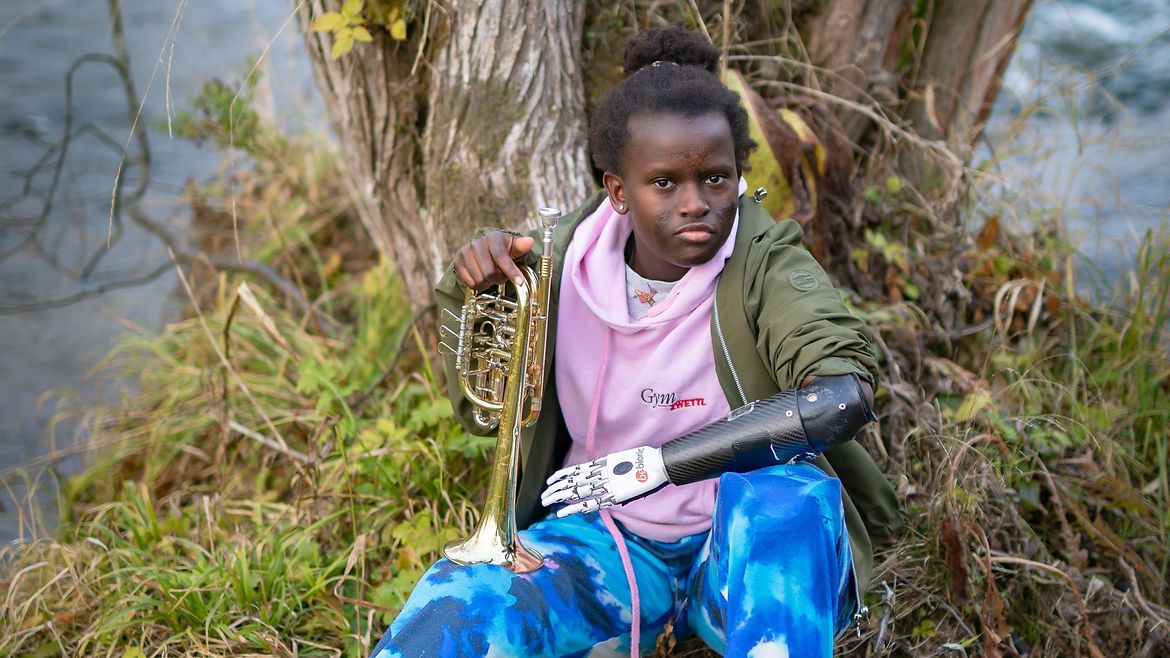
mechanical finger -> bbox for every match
[541,479,573,498]
[540,480,577,505]
[556,497,603,518]
[564,481,606,505]
[546,464,583,486]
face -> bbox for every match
[603,112,739,282]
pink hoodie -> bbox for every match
[554,196,740,542]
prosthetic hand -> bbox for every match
[541,446,670,516]
[541,374,876,517]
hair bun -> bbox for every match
[622,26,720,75]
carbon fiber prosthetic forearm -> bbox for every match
[660,374,876,485]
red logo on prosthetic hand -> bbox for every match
[635,470,648,483]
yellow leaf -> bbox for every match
[778,108,826,174]
[955,389,992,423]
[342,0,363,19]
[800,158,818,216]
[722,70,792,220]
[331,32,355,60]
[777,108,815,142]
[323,250,343,277]
[122,649,147,658]
[311,12,347,32]
[352,26,373,42]
[390,18,407,40]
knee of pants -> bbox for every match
[683,465,853,653]
[713,462,844,534]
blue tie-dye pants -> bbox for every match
[370,463,858,657]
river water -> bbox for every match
[0,0,1167,544]
[0,0,321,543]
[989,0,1170,278]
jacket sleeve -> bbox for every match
[745,219,880,391]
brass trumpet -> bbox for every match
[438,207,561,573]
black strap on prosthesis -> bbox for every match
[660,374,876,485]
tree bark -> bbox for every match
[296,1,431,312]
[803,0,909,140]
[802,0,1032,151]
[907,0,1032,147]
[423,1,591,251]
[295,0,589,323]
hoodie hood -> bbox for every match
[563,180,744,332]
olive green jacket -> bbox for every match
[435,190,903,591]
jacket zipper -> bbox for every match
[713,299,748,407]
[845,529,868,636]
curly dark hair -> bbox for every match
[589,26,756,175]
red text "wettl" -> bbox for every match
[669,398,707,410]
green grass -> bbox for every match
[835,221,1170,656]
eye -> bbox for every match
[651,179,674,189]
[706,174,728,185]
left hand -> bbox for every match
[541,446,668,517]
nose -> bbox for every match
[678,182,710,218]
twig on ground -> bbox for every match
[874,579,897,653]
[215,416,312,465]
[171,250,307,478]
[989,554,1106,658]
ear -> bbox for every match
[602,172,627,215]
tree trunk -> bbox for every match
[906,0,1032,146]
[295,1,431,314]
[423,1,591,246]
[802,0,1032,151]
[295,0,589,324]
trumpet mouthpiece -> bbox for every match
[538,207,562,229]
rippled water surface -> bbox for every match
[0,0,321,542]
[990,0,1170,276]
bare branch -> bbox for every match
[0,0,334,335]
[0,263,172,316]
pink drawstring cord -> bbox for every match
[603,509,642,656]
[583,329,641,657]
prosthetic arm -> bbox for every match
[541,373,876,517]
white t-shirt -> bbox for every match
[624,264,678,321]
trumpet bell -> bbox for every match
[443,521,543,573]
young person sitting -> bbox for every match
[369,25,901,658]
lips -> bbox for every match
[675,222,717,242]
